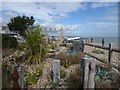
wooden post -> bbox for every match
[81,58,96,89]
[52,60,60,83]
[108,43,112,65]
[17,64,24,89]
[12,66,20,90]
[82,40,84,52]
[80,58,85,89]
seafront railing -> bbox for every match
[81,41,120,71]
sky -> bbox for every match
[0,2,118,37]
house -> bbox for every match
[0,25,10,34]
[0,25,25,43]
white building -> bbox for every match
[0,25,10,34]
[0,25,25,43]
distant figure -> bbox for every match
[85,38,87,42]
[102,38,104,46]
[91,37,93,43]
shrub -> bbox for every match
[25,73,38,85]
[50,82,59,89]
[60,43,67,47]
[20,26,48,64]
[60,68,66,79]
[61,59,71,68]
[35,66,43,77]
[95,65,120,88]
[95,67,112,88]
[55,53,84,68]
[50,43,59,50]
[2,48,15,57]
[24,65,43,85]
[66,66,82,89]
[2,62,12,88]
[92,49,105,54]
[2,34,18,49]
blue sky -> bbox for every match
[0,2,118,37]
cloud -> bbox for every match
[1,0,120,2]
[0,17,3,26]
[87,21,118,35]
[1,2,117,37]
[90,2,116,8]
[88,22,117,26]
[65,24,80,30]
[1,2,117,25]
[1,2,84,24]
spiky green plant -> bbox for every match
[21,26,48,64]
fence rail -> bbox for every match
[84,43,120,52]
[84,43,109,50]
[82,42,120,71]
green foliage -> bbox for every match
[60,69,66,79]
[25,73,38,85]
[24,65,43,85]
[50,43,59,50]
[66,66,82,89]
[2,34,18,49]
[93,49,105,54]
[19,26,48,64]
[65,50,80,55]
[35,66,43,77]
[50,82,59,89]
[60,43,67,47]
[95,67,112,88]
[55,53,84,68]
[62,59,71,68]
[7,15,35,36]
[2,62,12,88]
[2,48,15,58]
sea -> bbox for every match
[65,36,119,47]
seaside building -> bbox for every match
[0,25,10,34]
[0,25,25,43]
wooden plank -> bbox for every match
[85,52,120,71]
[112,48,120,53]
[84,43,120,53]
[112,64,120,71]
[84,52,106,63]
[84,43,109,50]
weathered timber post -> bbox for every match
[81,58,96,89]
[12,66,20,90]
[80,58,85,89]
[52,60,60,83]
[108,43,112,65]
[82,40,84,52]
[17,64,24,89]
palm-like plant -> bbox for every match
[23,26,48,64]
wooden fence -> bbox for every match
[81,41,120,71]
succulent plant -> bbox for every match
[95,67,113,88]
